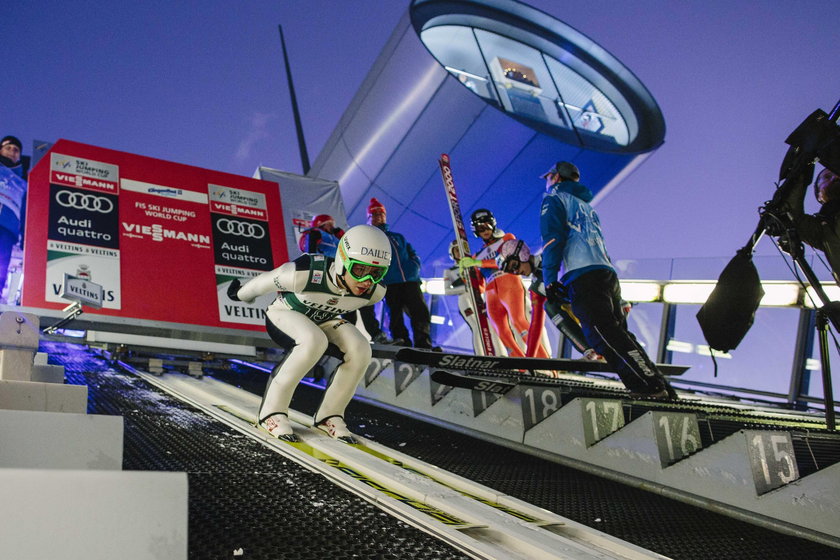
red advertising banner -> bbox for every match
[23,139,287,331]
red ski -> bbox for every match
[438,154,495,356]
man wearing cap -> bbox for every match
[0,136,26,300]
[540,161,675,399]
[367,197,434,349]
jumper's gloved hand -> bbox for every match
[458,257,481,272]
[545,281,568,304]
[227,278,242,301]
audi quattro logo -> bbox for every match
[56,190,114,213]
[216,218,265,239]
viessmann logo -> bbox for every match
[56,190,114,213]
[216,219,265,239]
[53,173,116,191]
[122,223,210,244]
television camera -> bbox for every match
[697,99,840,429]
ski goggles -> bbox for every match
[496,255,521,274]
[346,259,388,284]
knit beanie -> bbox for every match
[0,136,22,151]
[367,197,386,217]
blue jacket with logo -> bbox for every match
[298,227,341,258]
[375,223,421,285]
[540,180,613,285]
[0,163,26,238]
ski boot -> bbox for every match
[315,416,358,444]
[258,412,300,442]
[583,349,606,362]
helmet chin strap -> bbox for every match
[336,271,350,293]
[329,263,350,294]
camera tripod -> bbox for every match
[755,221,838,430]
[746,99,840,429]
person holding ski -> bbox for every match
[228,224,391,443]
[443,239,503,355]
[540,161,675,399]
[458,209,549,358]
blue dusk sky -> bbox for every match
[5,1,839,265]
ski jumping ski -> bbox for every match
[396,348,689,377]
[430,370,518,395]
[438,153,496,356]
[430,370,680,400]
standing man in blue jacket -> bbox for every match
[0,135,26,301]
[367,198,433,349]
[540,161,675,399]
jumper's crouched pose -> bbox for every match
[228,225,391,443]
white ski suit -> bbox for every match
[236,253,386,424]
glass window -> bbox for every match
[420,24,636,146]
[807,328,840,402]
[419,26,500,107]
[668,305,801,401]
[543,58,630,146]
[626,302,664,356]
[472,29,573,131]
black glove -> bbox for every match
[545,281,568,304]
[227,278,242,301]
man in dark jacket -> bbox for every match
[540,161,674,399]
[0,135,26,300]
[367,197,433,348]
[775,166,840,283]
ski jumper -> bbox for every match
[442,265,503,355]
[473,232,549,358]
[540,180,669,394]
[300,224,385,340]
[236,253,385,424]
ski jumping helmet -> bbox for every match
[448,239,469,262]
[496,238,531,274]
[336,225,391,283]
[311,214,335,230]
[470,208,497,237]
